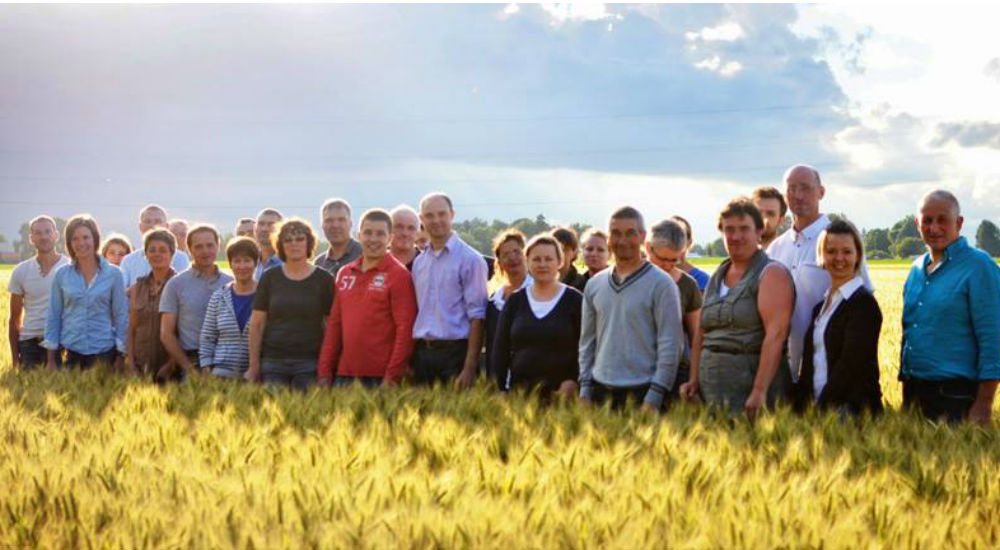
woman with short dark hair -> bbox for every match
[44,214,128,370]
[792,219,883,415]
[127,229,177,378]
[246,218,333,389]
[200,237,262,380]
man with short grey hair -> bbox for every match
[389,204,421,270]
[901,189,1000,424]
[767,165,872,382]
[120,204,190,288]
[314,198,361,276]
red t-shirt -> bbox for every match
[317,254,417,383]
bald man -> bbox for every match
[766,165,872,387]
[901,190,1000,425]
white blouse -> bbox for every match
[811,275,865,399]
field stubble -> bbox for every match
[1,267,999,549]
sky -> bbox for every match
[2,3,999,249]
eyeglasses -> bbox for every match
[282,235,307,244]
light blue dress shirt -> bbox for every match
[411,232,489,340]
[43,257,129,354]
[901,237,1000,381]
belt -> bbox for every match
[415,339,468,349]
[703,344,761,355]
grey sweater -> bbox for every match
[578,262,684,407]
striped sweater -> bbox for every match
[199,284,253,377]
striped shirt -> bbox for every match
[199,283,253,377]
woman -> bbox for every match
[550,227,587,291]
[126,229,176,378]
[680,198,794,416]
[200,236,261,380]
[580,227,609,286]
[484,229,532,388]
[100,233,133,267]
[492,235,582,398]
[43,214,128,370]
[246,218,333,389]
[792,220,883,415]
[644,219,703,393]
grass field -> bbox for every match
[1,266,999,549]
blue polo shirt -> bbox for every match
[901,237,1000,381]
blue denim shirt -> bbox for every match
[43,257,129,354]
[901,237,1000,381]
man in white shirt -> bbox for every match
[7,215,70,368]
[766,165,872,381]
[120,204,190,289]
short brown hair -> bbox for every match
[64,214,101,263]
[525,234,564,265]
[610,206,645,233]
[185,223,221,250]
[717,197,764,231]
[101,233,133,257]
[550,227,579,250]
[226,236,261,264]
[670,215,693,246]
[492,228,527,279]
[143,228,176,255]
[360,208,392,232]
[273,218,318,261]
[816,219,865,274]
[751,186,788,218]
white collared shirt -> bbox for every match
[767,214,873,381]
[490,275,534,312]
[811,275,865,399]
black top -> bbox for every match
[491,286,583,393]
[484,296,504,389]
[253,266,334,359]
[561,269,588,292]
[792,286,884,415]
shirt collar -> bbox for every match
[794,214,830,241]
[491,275,533,309]
[827,275,864,302]
[326,238,361,260]
[192,264,221,281]
[347,253,397,274]
[921,236,967,271]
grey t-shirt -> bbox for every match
[313,239,362,277]
[253,266,334,359]
[159,267,234,351]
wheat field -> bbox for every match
[1,266,999,549]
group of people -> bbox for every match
[7,164,999,425]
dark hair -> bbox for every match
[550,227,579,250]
[360,208,393,232]
[142,228,176,255]
[226,236,261,264]
[751,186,788,218]
[101,233,133,257]
[273,218,318,261]
[64,214,101,263]
[525,234,564,265]
[322,198,353,218]
[717,197,764,231]
[492,228,527,280]
[817,219,865,274]
[670,215,693,245]
[609,206,645,233]
[185,223,221,250]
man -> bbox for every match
[168,219,190,260]
[669,215,710,291]
[411,192,489,387]
[551,227,587,291]
[317,208,417,388]
[767,164,872,382]
[314,198,362,276]
[389,204,422,270]
[254,208,283,280]
[235,217,256,238]
[579,206,685,410]
[751,186,788,250]
[900,190,1000,424]
[7,216,70,369]
[159,224,233,380]
[120,204,190,288]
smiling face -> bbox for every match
[359,219,390,262]
[70,225,96,261]
[145,240,173,271]
[608,217,644,264]
[103,243,128,266]
[321,205,352,246]
[497,239,526,282]
[527,242,561,284]
[391,210,419,251]
[229,254,257,284]
[720,214,762,262]
[419,197,454,242]
[821,232,858,282]
[188,230,220,269]
[917,197,963,256]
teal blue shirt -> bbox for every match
[901,237,1000,381]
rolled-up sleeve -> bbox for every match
[462,253,489,321]
[969,261,1000,381]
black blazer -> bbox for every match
[793,286,884,415]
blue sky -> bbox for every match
[2,3,999,247]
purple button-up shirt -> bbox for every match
[411,232,489,340]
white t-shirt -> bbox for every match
[527,285,566,319]
[8,255,70,340]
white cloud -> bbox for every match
[539,3,619,25]
[503,3,519,16]
[693,55,743,77]
[685,21,744,42]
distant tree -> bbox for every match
[975,220,1000,257]
[217,232,235,261]
[706,237,726,257]
[689,244,706,256]
[864,228,892,256]
[895,236,926,258]
[889,215,919,246]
